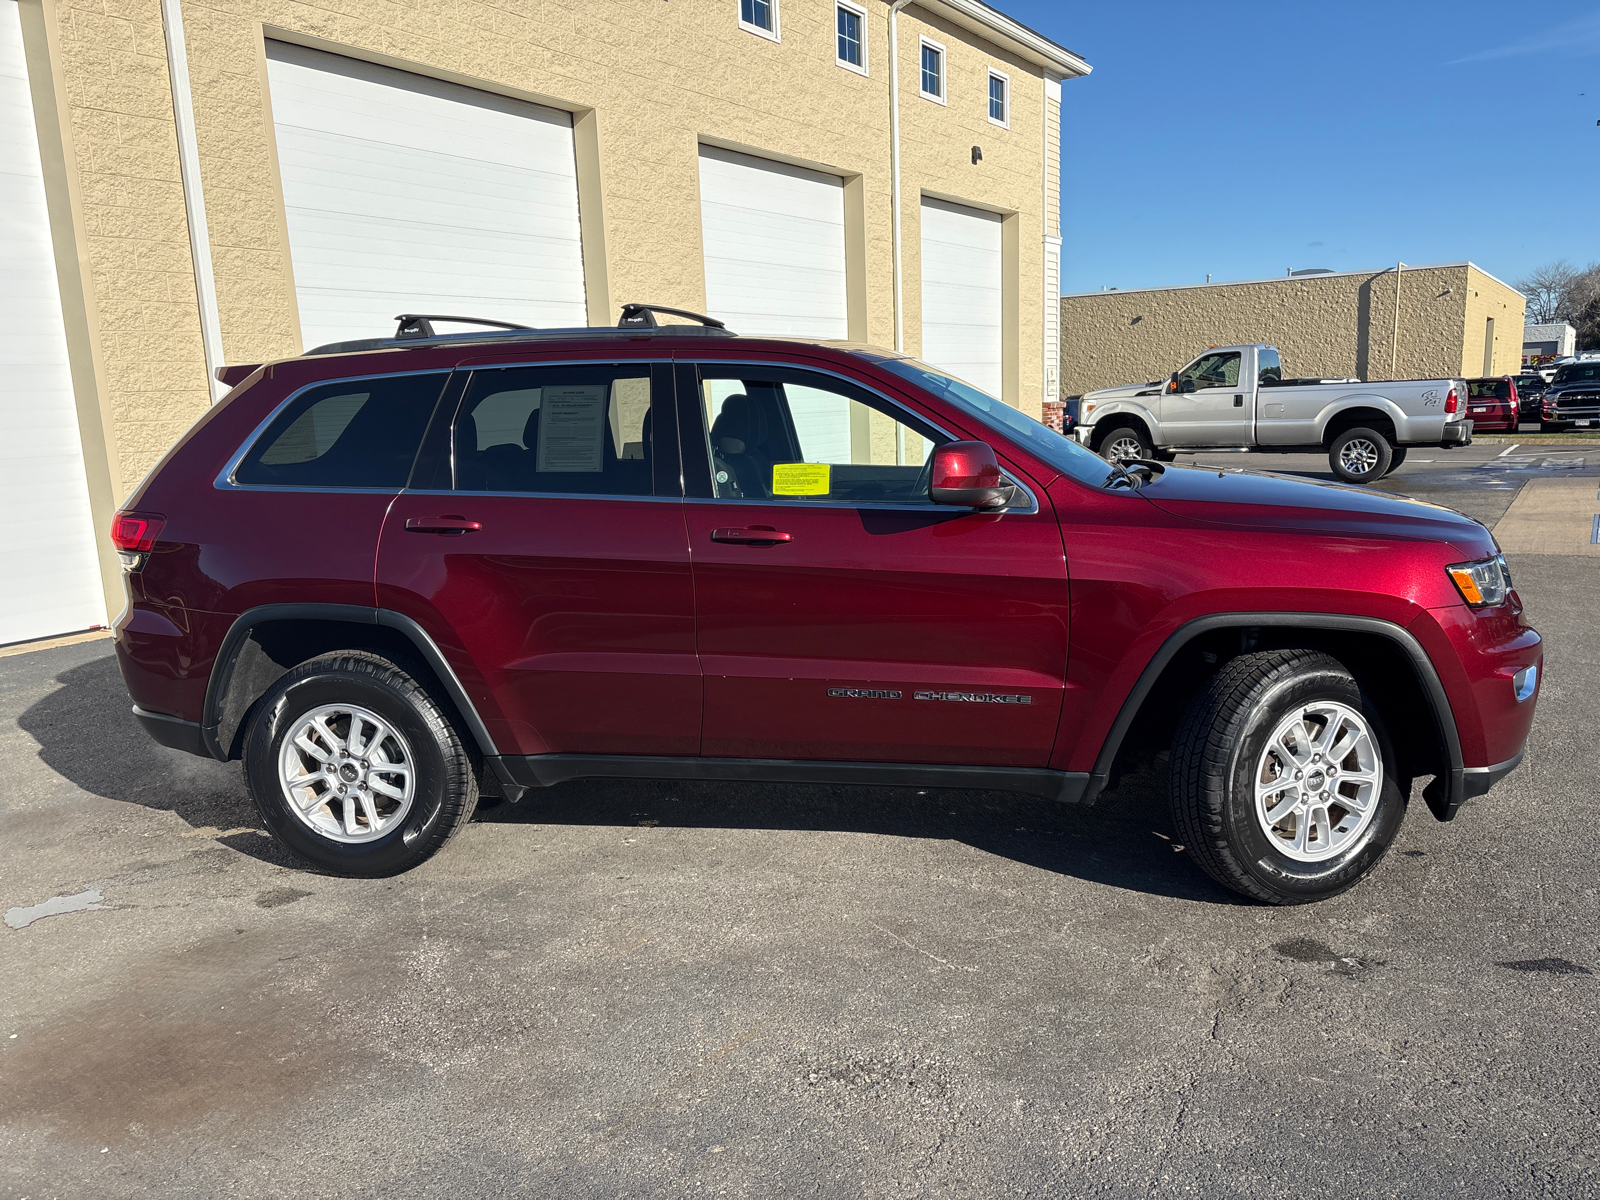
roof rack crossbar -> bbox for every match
[618,303,727,330]
[394,314,533,340]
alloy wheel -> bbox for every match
[277,703,416,843]
[1337,438,1380,476]
[1252,701,1382,862]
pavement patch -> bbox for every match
[254,886,312,908]
[5,887,107,931]
[1496,957,1593,976]
[1491,478,1600,556]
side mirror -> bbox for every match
[929,440,1012,509]
[1178,377,1198,393]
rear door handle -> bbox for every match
[710,526,793,545]
[404,516,482,535]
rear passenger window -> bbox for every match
[452,364,659,496]
[234,372,446,488]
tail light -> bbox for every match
[111,510,165,571]
[1444,387,1459,415]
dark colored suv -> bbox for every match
[113,307,1541,904]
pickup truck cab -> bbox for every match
[1073,344,1473,484]
[112,308,1538,905]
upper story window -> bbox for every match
[739,0,778,41]
[987,69,1009,127]
[919,38,945,103]
[836,2,866,73]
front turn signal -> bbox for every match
[1446,554,1511,607]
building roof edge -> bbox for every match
[914,0,1091,77]
[1060,262,1518,300]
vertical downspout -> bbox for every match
[888,0,911,355]
[160,0,225,401]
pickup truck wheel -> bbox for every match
[1098,425,1153,464]
[1328,427,1393,485]
[243,651,479,877]
[1383,447,1408,475]
[1168,649,1405,905]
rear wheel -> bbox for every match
[243,651,478,876]
[1382,447,1408,476]
[1169,649,1406,905]
[1098,424,1153,465]
[1328,426,1393,485]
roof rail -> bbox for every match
[618,303,728,331]
[394,314,532,339]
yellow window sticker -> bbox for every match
[771,462,831,496]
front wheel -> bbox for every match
[1097,423,1154,465]
[1328,426,1393,485]
[243,651,479,876]
[1168,649,1406,905]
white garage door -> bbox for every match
[265,42,587,350]
[699,147,850,456]
[698,147,848,340]
[0,0,105,646]
[920,198,1003,398]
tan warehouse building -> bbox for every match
[1058,263,1526,397]
[1,0,1087,645]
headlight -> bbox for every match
[1446,554,1512,607]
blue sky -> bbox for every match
[997,0,1600,295]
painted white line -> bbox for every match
[1499,444,1521,456]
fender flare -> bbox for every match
[200,602,498,761]
[1087,402,1162,447]
[1313,395,1408,443]
[1082,612,1469,820]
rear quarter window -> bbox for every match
[232,372,448,488]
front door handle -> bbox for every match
[1234,394,1244,407]
[404,516,483,535]
[710,526,793,545]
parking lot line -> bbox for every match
[1499,444,1521,457]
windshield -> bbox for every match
[1554,363,1600,385]
[1515,376,1544,389]
[874,357,1117,487]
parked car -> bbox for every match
[1539,360,1600,431]
[1463,377,1519,433]
[1072,345,1473,485]
[112,306,1540,905]
[1513,374,1547,418]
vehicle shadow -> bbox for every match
[17,651,1240,903]
[14,652,297,867]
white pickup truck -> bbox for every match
[1070,344,1473,484]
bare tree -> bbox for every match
[1517,259,1580,324]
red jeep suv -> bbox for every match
[112,306,1541,904]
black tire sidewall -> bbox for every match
[245,667,457,876]
[1098,424,1152,462]
[1329,427,1392,485]
[1221,670,1404,902]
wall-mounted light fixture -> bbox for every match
[971,145,983,164]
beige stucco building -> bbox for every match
[2,0,1087,645]
[1058,263,1526,397]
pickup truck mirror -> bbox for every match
[929,440,1012,509]
[1178,377,1198,394]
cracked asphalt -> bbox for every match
[2,447,1597,1199]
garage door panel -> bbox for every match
[0,0,105,646]
[266,41,586,349]
[698,146,848,339]
[920,198,1003,399]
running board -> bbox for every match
[487,754,1090,804]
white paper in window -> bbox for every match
[536,385,607,472]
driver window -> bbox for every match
[1181,352,1242,391]
[697,366,946,505]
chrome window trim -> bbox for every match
[682,357,1041,515]
[214,367,453,492]
[403,488,683,504]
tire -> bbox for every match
[1098,423,1153,464]
[243,651,479,876]
[1383,447,1408,475]
[1327,426,1393,485]
[1540,421,1566,433]
[1169,649,1406,905]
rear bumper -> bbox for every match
[132,705,208,756]
[1437,421,1473,447]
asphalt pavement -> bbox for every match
[2,445,1597,1199]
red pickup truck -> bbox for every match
[112,308,1541,905]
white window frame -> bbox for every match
[738,0,780,43]
[918,36,946,104]
[835,0,868,75]
[986,68,1010,129]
